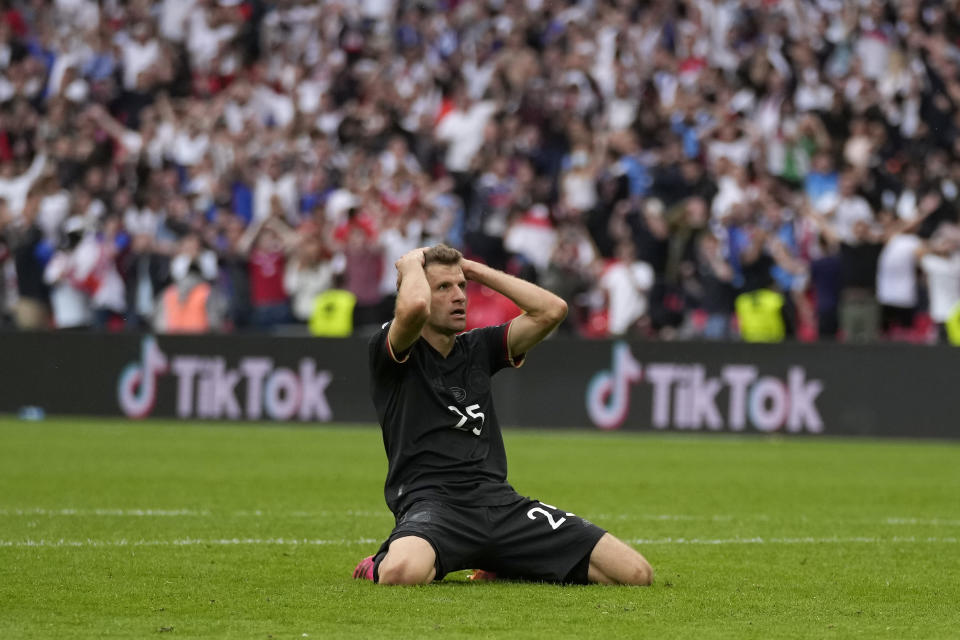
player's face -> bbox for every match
[425,263,467,334]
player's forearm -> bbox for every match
[395,261,431,321]
[462,259,567,325]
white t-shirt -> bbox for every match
[46,276,93,327]
[856,31,890,80]
[0,154,46,218]
[121,38,160,90]
[253,173,298,224]
[503,220,557,273]
[361,0,394,20]
[876,234,921,308]
[170,130,209,167]
[832,196,873,243]
[187,7,237,70]
[54,0,99,32]
[600,260,655,336]
[283,259,336,321]
[920,253,960,322]
[138,122,175,169]
[462,58,496,101]
[37,191,71,242]
[710,174,753,221]
[561,171,598,213]
[44,239,101,327]
[91,256,127,313]
[606,97,637,132]
[377,221,422,297]
[434,101,497,173]
[254,85,295,129]
[124,206,159,237]
[895,189,918,221]
[707,137,752,168]
[794,81,834,112]
[160,0,197,42]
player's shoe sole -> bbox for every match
[352,555,375,581]
[468,569,497,581]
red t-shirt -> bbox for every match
[332,213,378,243]
[248,249,287,305]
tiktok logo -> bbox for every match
[585,342,826,433]
[586,341,642,430]
[117,336,169,419]
[115,337,334,421]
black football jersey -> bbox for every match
[368,320,525,515]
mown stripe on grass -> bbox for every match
[1,536,957,548]
[4,508,960,527]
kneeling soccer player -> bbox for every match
[352,244,652,586]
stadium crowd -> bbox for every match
[1,0,960,342]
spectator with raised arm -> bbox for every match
[917,227,960,344]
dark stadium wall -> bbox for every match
[0,332,956,438]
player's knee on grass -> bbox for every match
[592,555,653,587]
[377,558,433,585]
[376,536,437,585]
[621,555,653,586]
[587,533,653,586]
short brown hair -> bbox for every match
[422,243,462,268]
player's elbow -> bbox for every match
[396,297,429,325]
[542,297,568,328]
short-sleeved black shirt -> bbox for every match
[368,320,525,515]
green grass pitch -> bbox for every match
[1,418,958,639]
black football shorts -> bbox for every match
[373,495,607,584]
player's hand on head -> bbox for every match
[395,247,432,289]
[460,258,479,280]
[396,247,429,272]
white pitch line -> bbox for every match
[0,537,380,548]
[0,508,211,517]
[0,508,387,518]
[0,536,957,549]
[883,517,960,527]
[593,514,759,522]
[628,536,960,545]
[232,510,387,518]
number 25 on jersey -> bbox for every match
[447,404,485,436]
